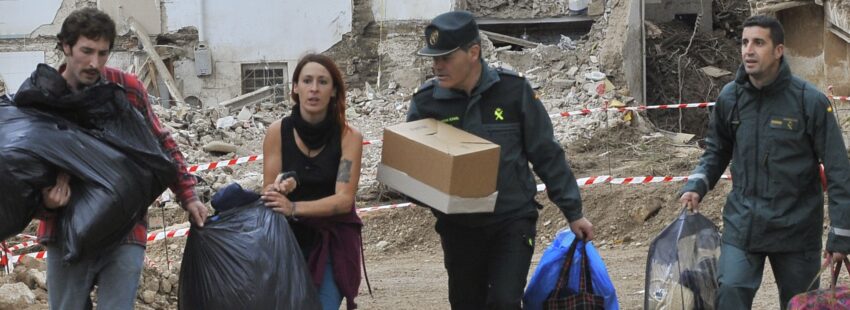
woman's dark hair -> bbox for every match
[56,8,117,51]
[290,53,349,136]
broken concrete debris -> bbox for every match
[0,0,707,307]
[202,141,238,154]
[218,86,276,113]
[699,66,732,78]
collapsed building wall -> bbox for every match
[0,0,94,94]
[645,0,713,34]
[1,0,655,113]
[751,0,850,95]
[777,4,827,89]
[161,1,352,107]
[324,0,385,91]
[460,0,602,18]
[824,1,850,96]
[0,0,354,108]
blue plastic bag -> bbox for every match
[524,229,619,310]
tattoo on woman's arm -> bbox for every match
[337,159,352,183]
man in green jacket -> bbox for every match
[680,15,850,309]
[407,11,594,309]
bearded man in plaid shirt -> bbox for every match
[17,8,207,309]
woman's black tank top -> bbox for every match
[279,116,341,251]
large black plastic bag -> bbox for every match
[645,209,720,310]
[179,201,320,310]
[0,104,172,262]
[0,151,37,240]
[2,64,177,262]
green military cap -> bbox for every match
[417,11,480,57]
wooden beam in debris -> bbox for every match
[128,17,185,107]
[476,16,593,25]
[218,85,275,113]
[146,64,159,99]
[480,30,539,49]
[139,65,153,90]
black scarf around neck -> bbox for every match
[291,103,338,150]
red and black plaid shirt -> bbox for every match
[36,65,199,247]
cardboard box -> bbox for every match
[377,119,500,214]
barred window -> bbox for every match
[241,63,287,103]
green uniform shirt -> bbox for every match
[682,59,850,253]
[407,60,583,227]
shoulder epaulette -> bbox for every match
[494,66,524,79]
[413,78,437,96]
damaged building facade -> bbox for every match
[1,0,356,107]
[751,0,850,95]
[0,0,451,107]
[0,0,535,107]
[1,0,846,108]
[0,0,626,108]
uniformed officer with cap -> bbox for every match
[407,10,594,309]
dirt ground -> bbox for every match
[139,118,845,310]
[351,123,801,309]
[3,1,839,307]
[356,185,799,310]
[6,112,842,310]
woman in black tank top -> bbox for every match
[260,54,365,310]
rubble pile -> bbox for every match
[0,242,183,310]
[132,262,181,309]
[465,0,596,18]
[0,255,46,310]
[0,0,715,307]
[324,0,382,88]
[644,0,749,134]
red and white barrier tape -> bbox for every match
[185,96,850,173]
[146,227,190,242]
[358,174,733,214]
[4,173,733,265]
[550,102,715,118]
[3,241,38,253]
[8,250,47,266]
[186,139,381,172]
[356,202,414,214]
[15,234,37,241]
[6,229,191,266]
[185,102,721,173]
[188,155,263,173]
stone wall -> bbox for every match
[748,0,850,94]
[461,0,573,18]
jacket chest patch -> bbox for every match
[494,107,505,121]
[486,105,517,123]
[769,117,799,131]
[479,98,518,123]
[441,116,460,124]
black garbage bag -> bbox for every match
[13,64,177,183]
[0,156,37,240]
[0,64,178,262]
[179,198,320,310]
[645,209,720,310]
[0,99,36,239]
[0,104,172,261]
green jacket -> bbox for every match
[407,60,583,227]
[682,59,850,253]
